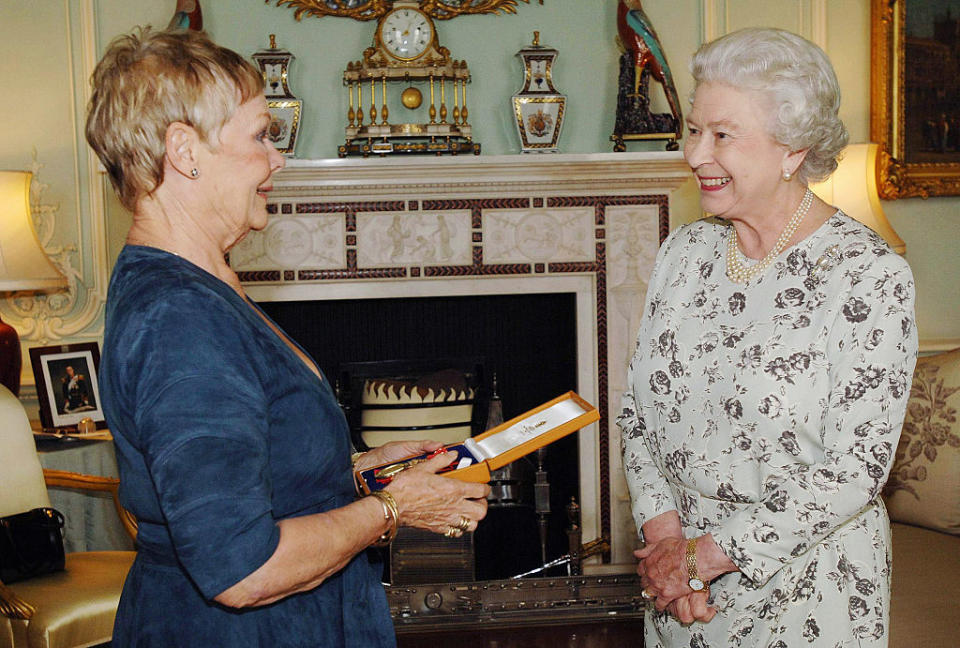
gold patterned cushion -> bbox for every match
[884,347,960,535]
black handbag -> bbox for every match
[0,507,66,584]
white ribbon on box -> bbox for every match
[463,398,588,462]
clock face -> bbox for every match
[379,8,434,61]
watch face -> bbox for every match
[380,8,433,60]
[688,577,706,592]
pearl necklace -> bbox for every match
[726,188,813,284]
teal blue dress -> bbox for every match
[101,246,395,647]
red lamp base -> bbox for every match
[0,314,22,396]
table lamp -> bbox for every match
[0,170,67,395]
[809,142,906,254]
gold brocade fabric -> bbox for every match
[0,552,134,648]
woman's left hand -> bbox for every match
[667,591,716,624]
[634,537,692,611]
[353,440,445,472]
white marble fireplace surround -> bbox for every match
[233,152,699,569]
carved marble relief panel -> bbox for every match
[356,210,472,267]
[231,214,345,270]
[603,203,664,559]
[483,207,595,264]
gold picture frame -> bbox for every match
[871,0,960,198]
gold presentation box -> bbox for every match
[355,391,599,494]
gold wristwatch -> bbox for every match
[686,538,708,592]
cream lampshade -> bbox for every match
[809,143,906,254]
[0,170,67,395]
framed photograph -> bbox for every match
[872,0,960,198]
[29,342,106,431]
[266,99,303,156]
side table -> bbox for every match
[35,435,134,553]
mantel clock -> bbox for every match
[340,1,479,157]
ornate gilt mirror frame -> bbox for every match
[871,0,960,198]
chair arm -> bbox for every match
[42,469,138,541]
[0,579,35,620]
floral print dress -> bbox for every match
[619,212,917,648]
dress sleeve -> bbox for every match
[619,229,682,535]
[711,251,918,586]
[131,291,281,600]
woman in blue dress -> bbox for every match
[85,27,489,647]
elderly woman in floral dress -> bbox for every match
[619,28,917,647]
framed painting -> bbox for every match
[29,342,107,431]
[872,0,960,198]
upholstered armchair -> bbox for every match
[884,347,960,647]
[0,385,136,648]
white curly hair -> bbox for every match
[689,27,849,184]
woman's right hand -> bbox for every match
[385,451,490,534]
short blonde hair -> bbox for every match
[690,28,848,184]
[85,27,264,211]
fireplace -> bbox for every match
[260,291,578,578]
[234,151,697,570]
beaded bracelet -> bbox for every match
[369,490,400,547]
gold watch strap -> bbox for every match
[685,538,699,580]
[685,537,710,593]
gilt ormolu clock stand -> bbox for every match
[339,2,480,157]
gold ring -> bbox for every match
[641,588,653,600]
[456,515,471,532]
[443,526,463,538]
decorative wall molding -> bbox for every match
[809,0,829,51]
[78,0,111,306]
[1,0,110,392]
[700,0,726,44]
[700,0,828,49]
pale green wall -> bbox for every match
[87,0,865,159]
[887,200,960,340]
[2,0,957,370]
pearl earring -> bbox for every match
[782,169,792,181]
[190,168,199,178]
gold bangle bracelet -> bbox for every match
[369,490,399,547]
